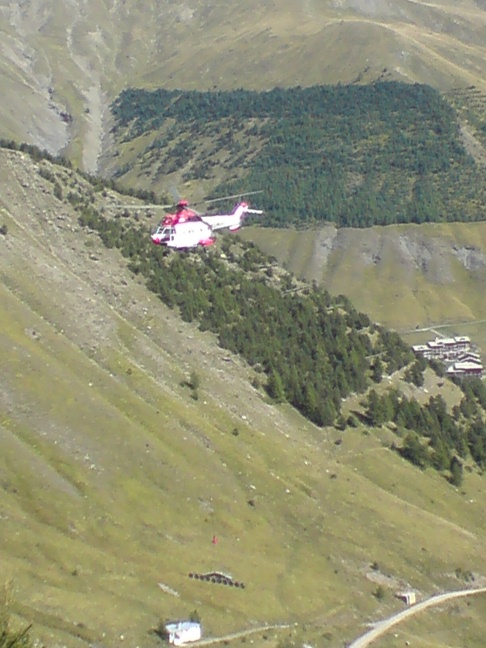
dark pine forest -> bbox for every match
[111,82,486,228]
[77,204,412,427]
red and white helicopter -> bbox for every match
[150,193,263,249]
[121,192,263,249]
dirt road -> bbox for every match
[194,624,291,646]
[348,587,486,647]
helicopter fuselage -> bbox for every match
[150,200,262,249]
[151,220,214,248]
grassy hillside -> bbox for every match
[368,594,486,647]
[1,148,486,648]
[2,0,486,171]
[239,221,486,335]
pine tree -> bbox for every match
[367,390,388,427]
[0,588,32,648]
[372,357,383,383]
[267,370,286,403]
[432,439,450,471]
[400,432,429,469]
[450,456,463,487]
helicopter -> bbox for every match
[121,192,263,249]
[151,198,263,248]
[151,203,215,248]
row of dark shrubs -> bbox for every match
[188,573,246,588]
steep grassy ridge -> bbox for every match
[2,148,486,648]
[2,0,486,169]
[240,221,486,333]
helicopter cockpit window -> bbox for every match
[158,226,173,239]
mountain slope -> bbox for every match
[2,0,486,170]
[2,148,486,648]
[239,221,486,334]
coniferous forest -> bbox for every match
[72,192,486,482]
[110,82,486,227]
[78,202,412,426]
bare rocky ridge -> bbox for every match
[1,0,486,169]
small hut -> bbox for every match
[165,621,202,645]
[396,591,416,606]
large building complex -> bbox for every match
[412,336,471,361]
[412,336,483,377]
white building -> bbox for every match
[165,622,202,646]
[412,336,471,361]
[396,591,416,606]
[446,359,483,377]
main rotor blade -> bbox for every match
[117,204,173,210]
[200,190,263,206]
[118,189,262,211]
[169,185,181,203]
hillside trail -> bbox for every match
[192,623,291,646]
[339,448,477,541]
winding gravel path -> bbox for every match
[348,587,486,647]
